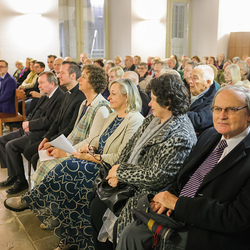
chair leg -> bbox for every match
[0,122,2,136]
[28,161,31,177]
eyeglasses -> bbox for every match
[211,106,248,115]
[88,135,102,161]
[0,66,7,69]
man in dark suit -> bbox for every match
[187,65,217,136]
[23,61,86,170]
[117,85,250,250]
[0,71,64,194]
[0,60,17,113]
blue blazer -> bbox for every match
[0,73,17,113]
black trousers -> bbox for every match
[0,129,35,177]
[90,196,114,250]
[23,141,41,170]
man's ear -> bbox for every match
[206,79,212,87]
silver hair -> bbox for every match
[212,85,250,115]
[109,78,142,113]
[194,65,214,82]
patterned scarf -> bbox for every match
[69,100,112,146]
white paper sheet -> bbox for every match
[38,150,54,162]
[50,134,77,154]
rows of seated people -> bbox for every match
[0,52,250,250]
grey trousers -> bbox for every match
[116,222,154,250]
[116,221,188,250]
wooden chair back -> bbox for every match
[0,89,26,135]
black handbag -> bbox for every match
[132,194,187,250]
[93,161,137,216]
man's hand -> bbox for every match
[152,191,178,212]
[22,121,29,132]
[30,91,41,98]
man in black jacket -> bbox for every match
[0,71,64,194]
[22,61,85,170]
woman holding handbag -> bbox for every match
[90,70,197,250]
[4,78,144,250]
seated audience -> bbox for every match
[183,60,198,94]
[52,57,67,92]
[122,71,151,117]
[23,61,86,171]
[117,85,250,250]
[237,61,250,87]
[94,59,105,67]
[17,57,32,86]
[13,60,24,81]
[0,60,17,114]
[0,71,64,194]
[123,55,139,73]
[217,59,232,84]
[18,59,37,91]
[222,64,245,87]
[102,61,115,99]
[78,53,88,67]
[138,62,152,92]
[114,56,123,67]
[167,57,178,70]
[47,55,57,74]
[208,56,219,69]
[31,64,112,185]
[232,56,241,64]
[187,65,217,136]
[217,53,225,69]
[108,66,124,83]
[154,61,169,78]
[90,71,197,250]
[134,55,141,69]
[4,78,144,250]
[191,55,200,63]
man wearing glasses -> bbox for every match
[117,85,250,250]
[0,60,17,113]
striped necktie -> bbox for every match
[179,139,228,198]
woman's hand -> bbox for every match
[73,152,90,160]
[46,147,67,158]
[79,144,89,153]
[106,164,120,179]
[108,177,119,187]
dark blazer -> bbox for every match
[137,85,150,117]
[0,73,17,113]
[44,84,86,141]
[26,87,64,139]
[170,127,250,250]
[187,82,217,135]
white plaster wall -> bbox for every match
[0,0,60,74]
[131,0,167,62]
[107,0,132,61]
[190,0,219,59]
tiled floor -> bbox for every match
[0,128,59,250]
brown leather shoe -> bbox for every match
[0,176,17,187]
[4,196,29,212]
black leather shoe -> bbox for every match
[6,179,29,194]
[0,176,18,187]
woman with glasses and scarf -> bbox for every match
[5,78,144,250]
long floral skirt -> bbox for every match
[22,157,102,250]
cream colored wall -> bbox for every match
[0,0,60,74]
